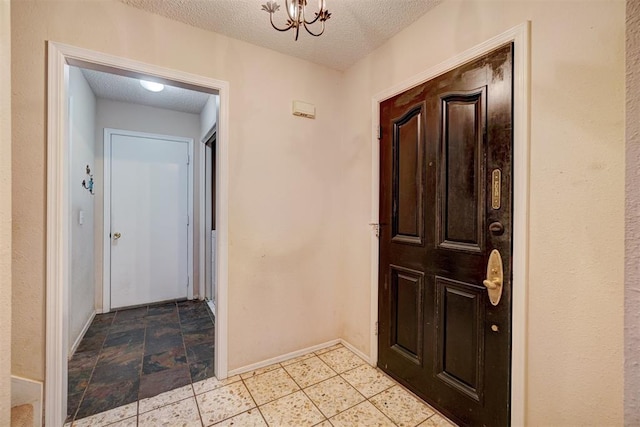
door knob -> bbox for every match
[113,232,122,240]
[483,249,503,306]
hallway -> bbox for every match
[67,301,215,423]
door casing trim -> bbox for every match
[369,22,530,426]
[102,128,195,311]
[46,41,231,426]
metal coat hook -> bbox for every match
[82,164,94,195]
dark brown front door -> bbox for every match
[378,44,513,427]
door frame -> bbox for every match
[102,128,195,311]
[46,41,231,426]
[369,22,530,426]
[202,128,217,307]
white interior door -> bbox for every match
[109,131,190,308]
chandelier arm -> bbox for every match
[304,14,321,25]
[284,0,295,21]
[298,1,322,26]
[269,13,295,32]
[304,7,321,26]
[303,19,325,37]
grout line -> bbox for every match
[240,363,311,421]
[134,309,146,427]
[329,372,397,426]
[240,377,261,418]
[136,305,149,405]
[281,362,332,424]
[281,354,337,386]
[291,350,397,425]
[69,312,114,423]
[190,385,205,427]
[179,300,208,427]
[256,405,270,426]
[183,301,204,427]
[305,374,365,421]
[299,385,329,423]
[245,367,322,427]
[138,387,195,415]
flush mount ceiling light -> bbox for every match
[261,0,331,41]
[140,80,165,92]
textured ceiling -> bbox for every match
[80,67,211,114]
[120,0,442,71]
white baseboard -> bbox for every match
[227,339,342,377]
[11,376,43,427]
[68,310,96,359]
[339,339,373,365]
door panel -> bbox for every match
[439,89,486,252]
[378,44,513,426]
[389,265,424,364]
[435,277,485,402]
[110,133,189,309]
[392,103,425,245]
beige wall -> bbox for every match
[1,0,11,423]
[340,1,625,425]
[11,0,344,380]
[625,0,640,424]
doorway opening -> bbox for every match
[46,42,230,426]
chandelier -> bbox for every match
[261,0,331,41]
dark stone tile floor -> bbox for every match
[67,300,215,423]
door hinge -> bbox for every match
[375,321,379,336]
[187,215,190,226]
[187,276,190,288]
[377,125,382,139]
[369,222,380,238]
[187,154,190,165]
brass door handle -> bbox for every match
[113,232,122,240]
[484,249,503,306]
[483,278,500,290]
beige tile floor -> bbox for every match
[65,343,457,427]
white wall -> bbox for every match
[625,0,640,424]
[68,66,97,352]
[0,0,11,422]
[340,1,625,425]
[200,94,217,142]
[94,99,202,307]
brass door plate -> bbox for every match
[492,169,501,210]
[483,249,503,306]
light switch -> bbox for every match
[78,210,84,225]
